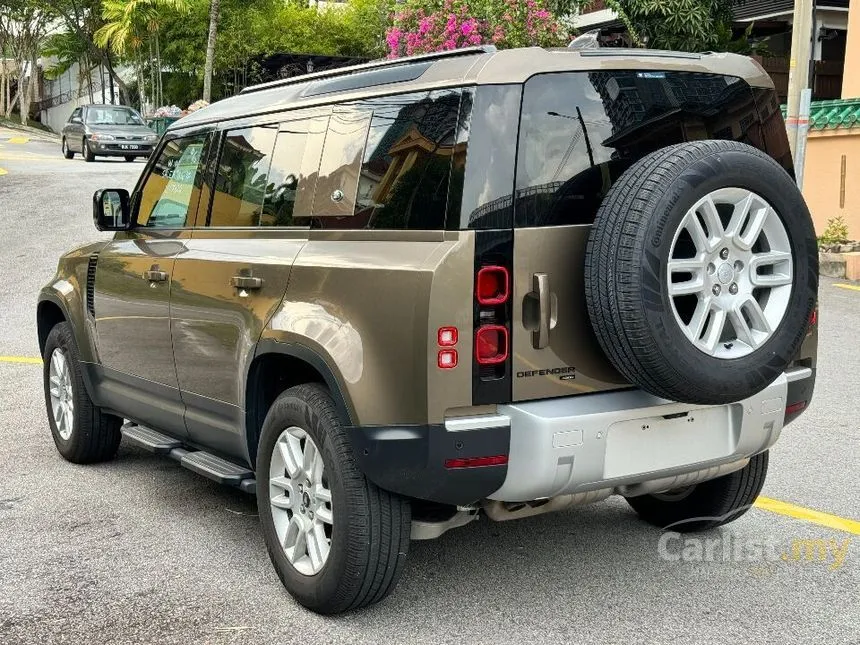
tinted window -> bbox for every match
[136,134,209,228]
[299,90,466,230]
[209,126,277,227]
[454,85,518,230]
[515,72,764,228]
[260,113,329,227]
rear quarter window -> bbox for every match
[515,71,765,228]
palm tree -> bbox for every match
[95,0,189,110]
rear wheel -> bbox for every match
[82,138,95,162]
[61,138,74,159]
[256,384,411,614]
[625,451,768,531]
[43,323,122,463]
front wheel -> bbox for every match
[124,155,135,162]
[43,322,122,463]
[256,384,411,614]
[625,451,768,532]
[82,138,95,162]
[61,138,74,159]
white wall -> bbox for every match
[39,60,119,133]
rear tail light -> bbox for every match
[438,327,458,346]
[476,266,509,305]
[438,349,458,369]
[786,400,807,415]
[444,455,508,469]
[475,325,508,365]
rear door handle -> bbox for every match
[533,273,551,349]
[231,275,262,290]
[143,267,168,282]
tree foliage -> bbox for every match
[605,0,763,53]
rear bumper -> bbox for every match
[350,368,813,506]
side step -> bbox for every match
[121,422,182,454]
[121,423,256,494]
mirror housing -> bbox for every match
[93,189,132,231]
[70,116,82,124]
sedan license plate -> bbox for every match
[120,144,139,150]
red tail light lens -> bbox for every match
[475,325,508,365]
[476,266,509,305]
[438,349,458,369]
[785,400,807,415]
[444,455,508,469]
[437,327,458,347]
[809,309,817,326]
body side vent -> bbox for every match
[86,253,99,317]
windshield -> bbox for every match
[86,106,144,126]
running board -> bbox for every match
[121,423,256,494]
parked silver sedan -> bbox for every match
[61,104,159,162]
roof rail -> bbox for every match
[240,46,496,95]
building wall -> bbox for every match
[802,130,860,239]
[843,2,860,98]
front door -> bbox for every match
[93,132,211,435]
[170,117,324,459]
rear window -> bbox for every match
[515,71,766,228]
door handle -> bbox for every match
[143,267,168,282]
[231,275,263,290]
[533,273,551,349]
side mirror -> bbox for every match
[70,116,82,124]
[93,189,132,231]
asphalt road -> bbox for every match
[0,130,857,645]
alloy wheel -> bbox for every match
[269,426,333,576]
[48,348,75,440]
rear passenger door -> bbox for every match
[169,110,328,458]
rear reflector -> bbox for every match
[785,401,807,415]
[475,325,508,365]
[809,309,818,326]
[438,349,458,369]
[476,266,509,305]
[444,455,508,469]
[438,327,458,347]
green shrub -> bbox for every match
[817,214,850,248]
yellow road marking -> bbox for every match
[7,136,29,144]
[0,168,6,176]
[0,154,60,161]
[755,497,860,535]
[0,356,42,364]
[834,283,860,292]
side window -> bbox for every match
[260,113,329,227]
[208,126,278,227]
[300,89,465,230]
[136,134,209,228]
[355,89,462,230]
[70,107,82,122]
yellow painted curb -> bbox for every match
[834,283,860,292]
[0,356,42,364]
[755,496,860,535]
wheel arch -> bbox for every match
[244,340,356,466]
[37,297,69,356]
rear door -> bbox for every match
[169,110,328,459]
[511,70,766,401]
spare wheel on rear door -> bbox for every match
[584,140,818,405]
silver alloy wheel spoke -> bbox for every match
[48,348,74,440]
[667,187,793,359]
[269,425,333,576]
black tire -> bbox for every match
[82,138,95,162]
[42,322,122,464]
[625,451,768,532]
[61,137,74,159]
[256,384,411,614]
[124,155,135,162]
[584,140,818,405]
